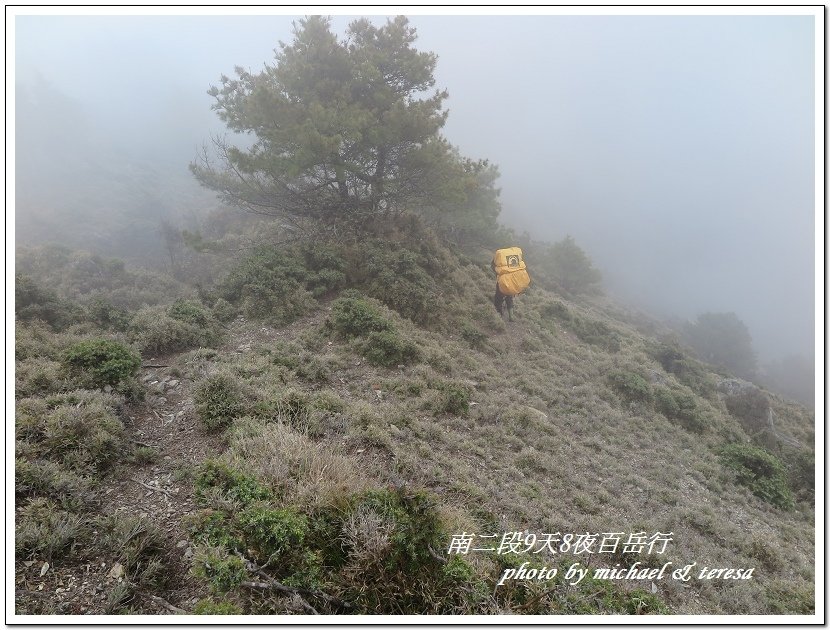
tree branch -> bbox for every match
[234,551,351,610]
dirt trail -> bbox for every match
[16,351,225,615]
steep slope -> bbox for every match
[13,237,815,616]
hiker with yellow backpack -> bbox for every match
[491,247,531,321]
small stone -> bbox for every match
[168,380,179,387]
[176,540,189,549]
[40,562,50,576]
[183,548,193,559]
[108,563,124,579]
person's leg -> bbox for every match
[506,295,514,321]
[494,286,504,316]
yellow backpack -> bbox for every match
[493,247,531,296]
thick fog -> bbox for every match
[13,12,817,377]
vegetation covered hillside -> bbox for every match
[14,15,814,618]
[14,220,815,616]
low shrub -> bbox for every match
[193,598,243,615]
[192,546,248,593]
[724,387,770,428]
[438,383,470,416]
[63,339,141,388]
[608,371,652,403]
[15,274,83,331]
[211,298,236,323]
[654,386,706,433]
[101,514,169,588]
[362,330,421,368]
[15,458,92,511]
[301,246,347,297]
[459,322,487,349]
[16,498,85,562]
[195,460,272,507]
[132,446,160,465]
[763,580,815,614]
[129,306,221,355]
[188,510,244,551]
[719,443,794,510]
[16,358,66,398]
[194,375,244,430]
[570,316,621,352]
[648,341,717,398]
[218,247,317,325]
[364,248,440,326]
[540,300,572,322]
[327,295,392,338]
[85,298,131,331]
[17,390,126,473]
[335,487,476,613]
[237,505,308,562]
[168,299,213,327]
[784,448,815,503]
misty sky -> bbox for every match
[12,10,818,363]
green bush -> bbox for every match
[364,248,440,326]
[85,298,131,331]
[63,339,141,388]
[219,246,317,325]
[188,510,243,551]
[195,460,272,506]
[719,443,794,510]
[648,341,717,398]
[540,300,572,322]
[129,306,221,355]
[328,295,392,338]
[16,358,66,398]
[15,274,83,331]
[362,330,421,367]
[334,487,477,613]
[193,598,243,615]
[252,388,314,426]
[169,299,213,327]
[237,505,308,561]
[609,371,652,403]
[784,448,815,503]
[192,546,248,592]
[438,383,470,416]
[194,375,244,430]
[301,246,347,297]
[654,386,706,433]
[459,322,487,349]
[17,391,126,473]
[211,298,236,323]
[570,316,621,352]
[724,387,770,426]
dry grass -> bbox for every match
[223,418,370,510]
